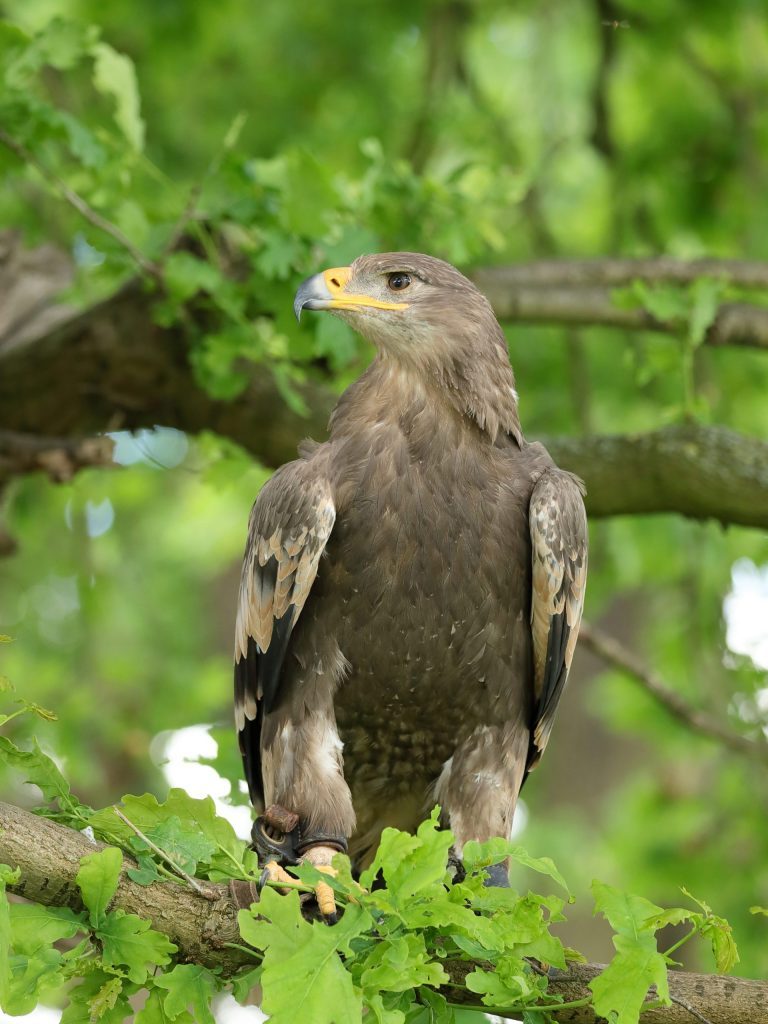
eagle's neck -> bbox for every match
[433,339,523,446]
[329,346,523,447]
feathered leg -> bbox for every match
[434,722,529,886]
[255,706,355,919]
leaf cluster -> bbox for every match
[0,703,750,1023]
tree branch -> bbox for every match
[476,284,768,350]
[0,431,115,488]
[472,258,768,350]
[473,258,768,350]
[473,257,768,290]
[1,801,766,1023]
[542,424,768,530]
[578,622,768,764]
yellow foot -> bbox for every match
[302,845,340,923]
[262,860,297,889]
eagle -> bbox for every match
[234,253,587,907]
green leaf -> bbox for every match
[700,916,739,973]
[97,910,176,983]
[254,232,303,280]
[88,977,123,1022]
[0,735,76,809]
[314,315,358,370]
[136,987,193,1024]
[750,906,768,916]
[462,838,570,896]
[464,962,530,1007]
[589,933,670,1024]
[230,966,262,1004]
[360,934,447,993]
[10,903,84,954]
[89,789,250,880]
[360,810,453,902]
[163,253,225,304]
[136,987,194,1024]
[0,863,16,1007]
[76,847,123,927]
[61,971,133,1024]
[6,950,64,1016]
[365,991,406,1024]
[679,888,739,972]
[688,278,723,348]
[90,41,145,150]
[626,281,690,322]
[239,887,370,1024]
[143,815,217,875]
[154,964,220,1024]
[591,880,665,936]
[126,852,163,886]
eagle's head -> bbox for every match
[294,251,521,442]
[294,252,503,365]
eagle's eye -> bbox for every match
[387,272,412,291]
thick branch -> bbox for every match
[543,424,768,530]
[578,622,768,764]
[1,801,766,1023]
[0,431,114,488]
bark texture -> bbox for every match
[543,424,768,530]
[1,801,766,1023]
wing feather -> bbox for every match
[234,459,335,805]
[528,469,588,768]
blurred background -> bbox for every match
[1,0,767,1001]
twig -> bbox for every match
[669,994,714,1024]
[0,129,159,279]
[162,113,248,257]
[578,622,768,764]
[112,806,218,900]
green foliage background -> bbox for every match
[0,0,767,1006]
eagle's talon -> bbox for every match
[314,864,338,920]
[258,859,298,894]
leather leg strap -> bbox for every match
[250,804,348,865]
[251,804,301,866]
[297,832,348,856]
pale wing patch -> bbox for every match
[529,470,588,762]
[234,490,335,665]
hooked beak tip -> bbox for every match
[294,272,335,324]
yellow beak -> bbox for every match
[293,266,409,320]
